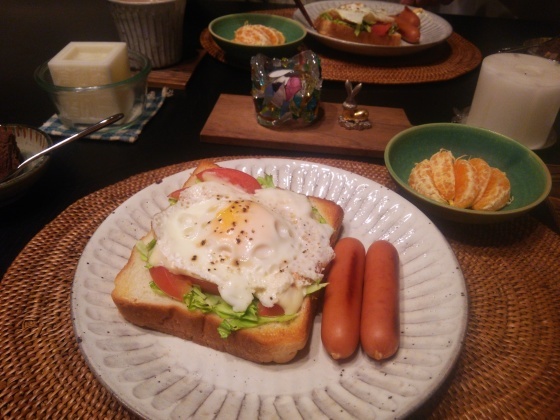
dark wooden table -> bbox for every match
[1,1,560,419]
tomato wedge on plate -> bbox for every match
[149,266,220,300]
[257,302,285,317]
[196,168,262,194]
[371,23,392,37]
[168,167,262,200]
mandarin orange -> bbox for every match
[234,24,285,46]
[407,150,511,212]
[472,167,511,211]
[408,159,446,203]
[452,158,479,209]
[469,157,492,204]
[429,149,455,202]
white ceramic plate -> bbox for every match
[293,0,453,56]
[72,158,467,419]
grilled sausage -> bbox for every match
[361,240,400,360]
[321,237,366,360]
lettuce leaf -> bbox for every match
[256,173,275,188]
[312,207,328,224]
[305,279,328,296]
[185,286,299,338]
[137,239,156,268]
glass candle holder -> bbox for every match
[250,51,322,127]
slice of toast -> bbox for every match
[112,161,343,363]
[314,15,402,46]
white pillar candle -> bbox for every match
[48,42,133,125]
[466,53,560,149]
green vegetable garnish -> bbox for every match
[185,286,298,338]
[305,279,328,296]
[312,207,327,224]
[257,173,275,188]
[149,281,167,296]
[136,238,156,268]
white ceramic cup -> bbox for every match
[108,0,187,69]
[466,53,560,149]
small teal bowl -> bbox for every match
[385,123,552,223]
[209,13,306,63]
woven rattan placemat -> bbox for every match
[200,8,482,84]
[1,156,559,419]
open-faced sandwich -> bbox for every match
[313,2,421,45]
[112,161,344,364]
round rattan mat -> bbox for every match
[200,8,482,84]
[1,156,559,419]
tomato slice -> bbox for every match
[196,168,262,194]
[168,168,261,200]
[149,266,220,300]
[257,302,285,317]
[151,265,285,315]
[371,23,391,36]
[149,266,191,301]
[168,187,186,201]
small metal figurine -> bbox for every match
[338,80,372,130]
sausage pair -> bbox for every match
[321,238,400,360]
[394,6,421,44]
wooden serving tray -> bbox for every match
[147,50,206,89]
[200,94,412,157]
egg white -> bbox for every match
[335,2,394,24]
[149,180,334,312]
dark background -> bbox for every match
[1,0,559,278]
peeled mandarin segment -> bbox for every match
[429,149,455,202]
[408,159,446,203]
[234,25,278,46]
[452,159,479,209]
[472,167,511,211]
[256,25,283,45]
[266,27,285,45]
[469,157,492,203]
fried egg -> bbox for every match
[334,2,394,24]
[149,180,334,312]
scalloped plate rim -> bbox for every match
[71,157,468,419]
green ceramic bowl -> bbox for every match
[385,123,552,223]
[208,13,306,63]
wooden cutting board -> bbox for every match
[200,94,412,158]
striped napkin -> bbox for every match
[39,88,171,143]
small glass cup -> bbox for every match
[250,51,322,128]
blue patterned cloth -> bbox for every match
[39,88,170,143]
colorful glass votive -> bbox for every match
[250,51,322,127]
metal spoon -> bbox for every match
[1,113,123,184]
